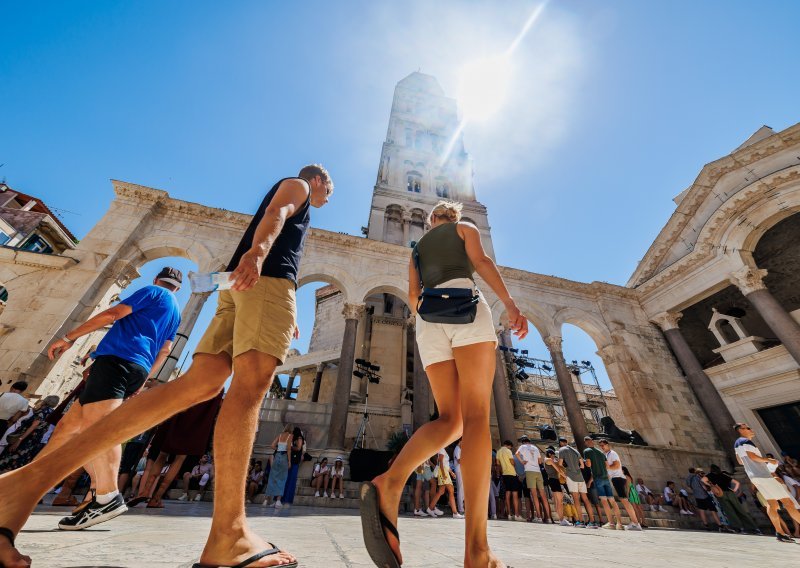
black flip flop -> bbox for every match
[191,544,298,568]
[0,527,15,548]
[359,482,401,568]
[126,496,148,508]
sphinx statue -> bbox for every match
[592,416,648,446]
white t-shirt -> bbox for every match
[516,444,541,472]
[664,486,675,502]
[314,463,330,476]
[0,393,28,421]
[783,475,800,497]
[454,445,462,469]
[331,464,345,478]
[604,449,625,479]
[636,483,651,495]
[734,438,772,480]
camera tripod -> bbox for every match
[353,377,379,450]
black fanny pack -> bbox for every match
[413,246,479,324]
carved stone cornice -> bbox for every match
[729,266,768,295]
[112,180,168,205]
[342,303,367,320]
[650,311,683,331]
[372,315,406,327]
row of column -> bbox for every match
[650,263,800,457]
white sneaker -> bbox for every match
[433,507,444,516]
[323,492,329,498]
[414,509,425,517]
[616,523,624,531]
[602,522,615,530]
[177,493,188,501]
[339,493,344,499]
[560,519,572,526]
[246,499,252,504]
[515,515,526,522]
[687,510,695,515]
[314,491,320,497]
[658,506,668,513]
[624,523,643,531]
[261,499,269,507]
[426,508,438,518]
[453,513,465,519]
[491,514,497,520]
[680,509,690,515]
[274,500,283,509]
[193,494,202,502]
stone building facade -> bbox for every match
[0,73,797,490]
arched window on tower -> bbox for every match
[407,171,422,193]
[435,179,450,198]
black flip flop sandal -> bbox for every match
[191,544,298,568]
[126,496,148,508]
[0,527,15,548]
[359,482,401,568]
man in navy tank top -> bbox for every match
[0,165,332,568]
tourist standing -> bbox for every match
[598,440,642,530]
[543,448,568,525]
[264,424,294,507]
[734,423,800,543]
[515,435,547,522]
[582,437,622,530]
[360,200,527,568]
[497,440,523,521]
[703,464,761,534]
[685,467,720,530]
[454,439,465,514]
[558,437,596,527]
[0,382,30,438]
[0,167,333,568]
[283,427,305,505]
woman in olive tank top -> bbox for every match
[361,201,528,568]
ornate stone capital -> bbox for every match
[342,303,366,320]
[543,336,563,352]
[729,265,768,295]
[650,311,682,331]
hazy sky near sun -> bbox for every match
[3,1,799,389]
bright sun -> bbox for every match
[457,55,513,122]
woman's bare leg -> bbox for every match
[371,360,463,564]
[452,342,504,568]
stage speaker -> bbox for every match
[348,448,394,482]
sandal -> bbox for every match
[191,544,298,568]
[359,481,401,568]
[0,527,14,548]
[126,496,148,508]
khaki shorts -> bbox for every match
[566,477,588,494]
[525,471,544,491]
[195,276,296,364]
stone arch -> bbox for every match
[296,265,354,305]
[489,296,554,340]
[359,280,410,306]
[120,234,214,272]
[552,306,614,349]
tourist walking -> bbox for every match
[428,447,463,519]
[598,439,642,530]
[360,200,527,568]
[264,424,294,508]
[702,464,761,534]
[582,437,622,529]
[41,266,182,530]
[454,439,465,514]
[733,423,800,543]
[413,459,434,516]
[558,437,596,527]
[0,166,333,568]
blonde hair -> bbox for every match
[428,200,463,224]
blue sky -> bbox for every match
[2,1,799,390]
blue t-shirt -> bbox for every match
[93,285,181,371]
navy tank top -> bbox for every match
[226,177,311,284]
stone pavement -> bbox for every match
[17,502,792,567]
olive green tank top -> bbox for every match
[413,222,475,288]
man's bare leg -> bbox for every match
[0,353,231,567]
[197,349,297,567]
[80,399,123,495]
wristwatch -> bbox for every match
[62,336,74,344]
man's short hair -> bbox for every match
[11,381,28,392]
[502,440,513,447]
[733,422,747,433]
[598,438,609,445]
[298,164,333,192]
[666,480,674,486]
[583,435,593,441]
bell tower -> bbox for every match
[365,72,494,257]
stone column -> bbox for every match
[153,291,211,382]
[284,369,298,400]
[327,303,365,450]
[652,312,738,456]
[730,265,800,367]
[410,319,432,431]
[492,332,517,444]
[311,363,325,403]
[544,336,589,450]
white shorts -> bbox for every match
[566,478,588,494]
[415,279,498,369]
[752,477,793,501]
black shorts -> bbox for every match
[547,478,562,493]
[118,441,147,475]
[79,356,149,405]
[611,477,628,499]
[695,496,716,511]
[502,475,521,493]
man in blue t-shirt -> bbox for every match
[43,266,182,530]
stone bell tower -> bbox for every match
[365,72,495,257]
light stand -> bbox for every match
[353,359,382,450]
